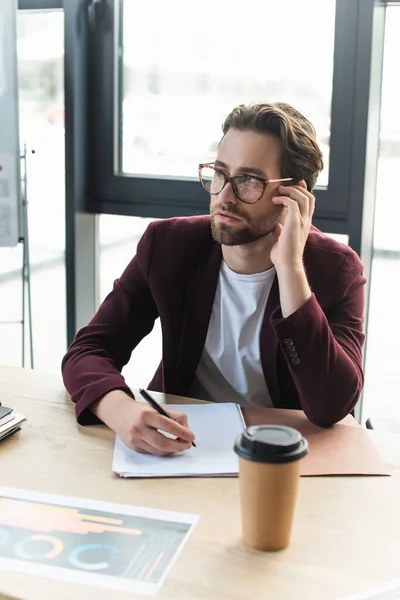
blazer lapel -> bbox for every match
[175,241,222,392]
[260,274,283,407]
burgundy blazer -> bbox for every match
[62,215,366,428]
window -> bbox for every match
[89,0,360,235]
[0,9,66,370]
[120,0,335,186]
[362,5,400,422]
[68,0,379,359]
[372,6,400,254]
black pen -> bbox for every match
[139,388,196,448]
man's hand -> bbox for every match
[270,181,314,318]
[270,181,315,269]
[91,390,195,456]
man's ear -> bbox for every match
[298,180,307,191]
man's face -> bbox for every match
[210,128,285,246]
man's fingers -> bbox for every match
[272,195,301,215]
[272,222,283,241]
[144,428,192,453]
[308,193,315,218]
[278,186,308,215]
[276,186,314,219]
[295,181,316,217]
[168,408,189,428]
[292,180,313,198]
[132,439,173,457]
[144,411,195,443]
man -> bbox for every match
[62,102,366,456]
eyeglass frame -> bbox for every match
[198,162,294,204]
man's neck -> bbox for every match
[221,236,275,275]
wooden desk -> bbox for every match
[1,364,400,600]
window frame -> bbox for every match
[18,0,62,8]
[88,0,359,231]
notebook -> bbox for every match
[0,412,26,442]
[112,403,246,478]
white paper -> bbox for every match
[0,487,199,596]
[339,579,400,599]
[0,412,26,436]
[0,413,15,428]
[113,403,246,478]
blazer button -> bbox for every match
[291,357,301,365]
[284,338,294,348]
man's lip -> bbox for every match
[215,211,243,221]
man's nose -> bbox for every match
[218,180,238,205]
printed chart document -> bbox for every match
[113,403,246,478]
[0,487,199,597]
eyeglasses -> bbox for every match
[198,163,293,204]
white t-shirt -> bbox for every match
[190,261,276,407]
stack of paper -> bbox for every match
[113,403,245,477]
[0,406,26,442]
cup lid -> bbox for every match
[234,425,308,464]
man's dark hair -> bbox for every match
[222,102,324,192]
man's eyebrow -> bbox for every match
[214,160,267,178]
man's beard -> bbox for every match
[210,202,284,246]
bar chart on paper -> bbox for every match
[0,488,198,596]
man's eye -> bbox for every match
[241,176,259,185]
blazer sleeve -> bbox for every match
[270,252,366,427]
[61,223,158,425]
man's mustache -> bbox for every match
[211,204,248,221]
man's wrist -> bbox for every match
[275,261,305,276]
[276,263,312,318]
[91,389,134,428]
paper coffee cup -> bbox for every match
[234,425,308,551]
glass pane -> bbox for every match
[120,0,335,187]
[99,215,162,388]
[372,6,400,253]
[0,10,65,370]
[362,7,400,422]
